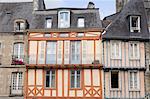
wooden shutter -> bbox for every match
[29,41,37,64]
[82,40,87,64]
[64,41,70,64]
[38,41,46,64]
[57,41,63,64]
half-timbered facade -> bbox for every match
[102,0,149,98]
[26,2,103,99]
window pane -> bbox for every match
[134,72,137,89]
[111,71,119,88]
[46,42,56,64]
[46,75,50,87]
[130,72,133,89]
[71,72,75,88]
[59,11,70,28]
[46,19,52,28]
[132,17,138,27]
[77,70,80,88]
[71,41,81,64]
[78,18,84,27]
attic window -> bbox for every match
[58,10,70,28]
[45,18,52,28]
[14,20,26,32]
[77,18,85,28]
[130,16,140,33]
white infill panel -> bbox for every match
[64,41,70,64]
[86,41,94,64]
[82,40,87,64]
[29,41,37,64]
[57,41,63,64]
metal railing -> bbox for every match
[11,55,25,65]
[9,85,23,96]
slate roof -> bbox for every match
[0,1,102,33]
[0,2,34,32]
[102,0,150,41]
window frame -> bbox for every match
[13,42,24,60]
[110,41,121,59]
[129,42,140,60]
[70,41,81,64]
[130,16,141,33]
[45,70,56,89]
[77,18,85,28]
[110,71,121,90]
[58,10,70,28]
[14,19,26,32]
[129,71,140,91]
[11,72,23,91]
[70,70,81,89]
[0,42,2,55]
[45,18,52,28]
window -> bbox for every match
[77,32,84,37]
[129,72,139,89]
[14,21,26,32]
[129,43,140,59]
[45,33,51,37]
[111,71,119,89]
[111,41,121,59]
[46,41,57,64]
[45,70,55,88]
[78,18,85,27]
[58,11,70,28]
[70,70,81,88]
[13,43,24,62]
[11,72,23,95]
[0,42,2,55]
[45,18,52,28]
[130,16,140,32]
[71,41,81,64]
[59,33,69,37]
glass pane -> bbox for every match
[132,17,138,27]
[46,42,56,64]
[77,71,80,88]
[111,71,119,88]
[130,72,133,89]
[51,74,55,88]
[134,72,137,89]
[46,19,52,28]
[46,75,50,87]
[71,75,75,88]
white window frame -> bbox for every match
[129,42,140,59]
[129,71,140,91]
[70,41,81,64]
[130,16,141,32]
[111,41,121,59]
[77,18,85,28]
[70,70,81,88]
[14,20,26,32]
[110,71,121,90]
[13,43,24,61]
[11,72,23,95]
[58,10,70,28]
[0,42,2,55]
[45,70,55,88]
[45,18,52,28]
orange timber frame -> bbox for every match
[25,28,103,99]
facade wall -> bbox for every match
[0,33,27,97]
[103,40,145,98]
[27,68,102,98]
[103,41,145,68]
[104,71,145,98]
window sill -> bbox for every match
[111,58,122,60]
[129,89,140,92]
[129,58,140,60]
[69,88,82,90]
[110,88,121,91]
[44,87,56,90]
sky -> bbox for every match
[0,0,116,19]
[44,0,116,19]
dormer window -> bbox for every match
[77,18,85,28]
[45,18,52,28]
[14,20,26,32]
[58,10,70,28]
[130,16,140,32]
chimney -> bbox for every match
[33,0,45,11]
[87,2,95,9]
